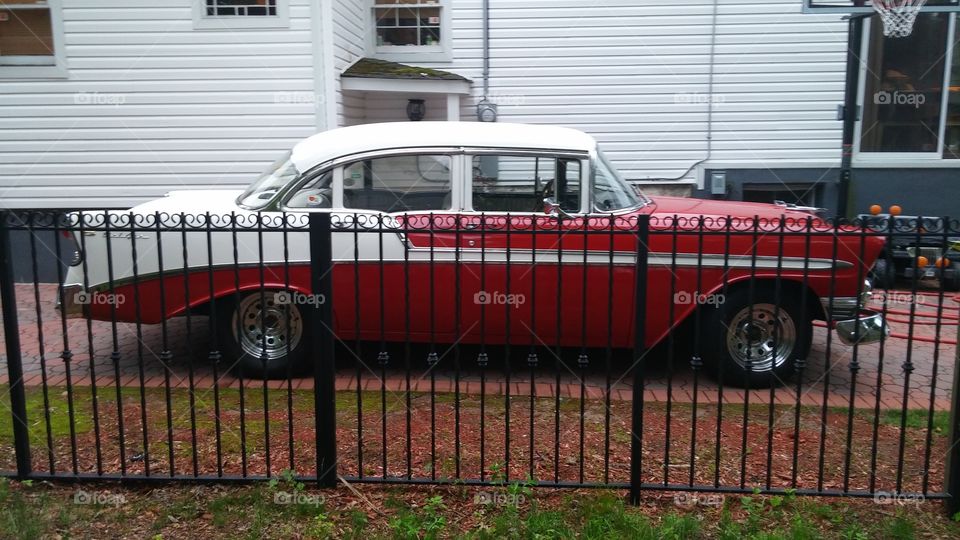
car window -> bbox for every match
[471,155,581,213]
[237,152,299,209]
[343,154,452,212]
[592,151,643,211]
[284,170,333,209]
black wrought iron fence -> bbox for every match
[0,210,958,513]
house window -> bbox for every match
[371,1,450,61]
[205,0,277,17]
[859,13,958,158]
[194,0,289,29]
[946,33,960,159]
[375,1,442,47]
[0,0,66,78]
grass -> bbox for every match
[0,384,94,446]
[1,477,959,539]
[880,408,950,433]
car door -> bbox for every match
[337,152,463,342]
[457,151,594,347]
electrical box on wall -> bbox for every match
[710,171,726,196]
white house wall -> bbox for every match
[409,0,849,182]
[1,0,854,208]
[0,0,319,208]
[332,0,367,126]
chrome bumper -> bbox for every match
[835,310,889,346]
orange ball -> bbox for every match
[889,205,902,216]
[917,256,929,268]
[869,204,882,215]
[935,257,950,268]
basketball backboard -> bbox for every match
[803,0,960,13]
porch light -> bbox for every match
[406,99,426,121]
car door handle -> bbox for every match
[462,222,479,230]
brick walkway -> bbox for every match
[2,283,957,411]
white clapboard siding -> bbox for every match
[0,0,319,209]
[410,0,847,182]
[333,0,367,126]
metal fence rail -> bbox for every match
[0,210,958,513]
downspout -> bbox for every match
[646,0,718,181]
[476,0,497,121]
[482,0,490,99]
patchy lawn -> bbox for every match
[1,477,959,539]
[0,384,950,496]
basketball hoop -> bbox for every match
[872,0,928,38]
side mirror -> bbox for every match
[543,198,560,216]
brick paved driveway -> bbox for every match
[2,283,957,411]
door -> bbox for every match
[457,152,594,347]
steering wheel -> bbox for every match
[535,179,557,212]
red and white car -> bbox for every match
[61,122,885,387]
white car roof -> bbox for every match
[290,121,597,172]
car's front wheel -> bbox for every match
[218,290,309,379]
[701,286,811,388]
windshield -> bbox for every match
[237,151,300,209]
[592,151,648,211]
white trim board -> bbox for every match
[341,77,471,95]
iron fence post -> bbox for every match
[946,311,960,516]
[630,214,650,505]
[310,212,337,487]
[0,211,32,478]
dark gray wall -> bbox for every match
[846,168,960,218]
[691,167,959,218]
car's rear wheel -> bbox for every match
[218,290,308,379]
[701,286,811,388]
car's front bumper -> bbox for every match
[835,310,889,346]
[903,265,957,281]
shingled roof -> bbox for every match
[342,57,470,82]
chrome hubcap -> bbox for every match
[232,293,302,361]
[725,303,796,372]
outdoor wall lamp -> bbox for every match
[406,99,426,121]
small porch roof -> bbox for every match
[341,57,472,94]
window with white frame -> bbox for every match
[206,0,277,17]
[0,0,66,78]
[194,0,289,29]
[859,13,960,159]
[371,0,449,60]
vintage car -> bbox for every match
[60,122,886,387]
